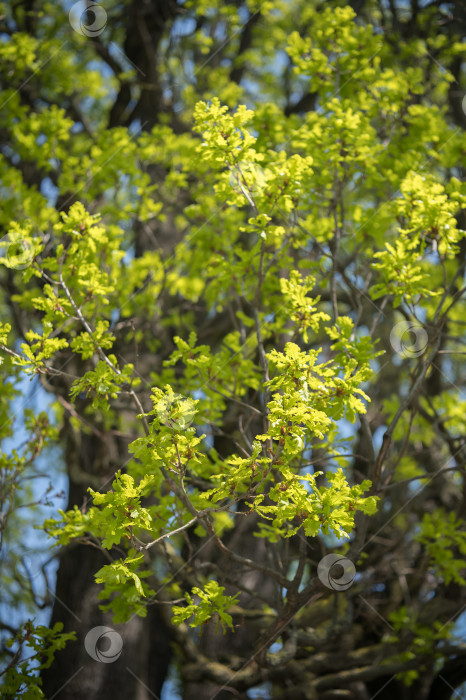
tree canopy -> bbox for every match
[0,1,465,699]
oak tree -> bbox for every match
[0,1,465,699]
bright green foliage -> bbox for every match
[145,385,198,432]
[172,581,239,633]
[95,554,156,623]
[44,471,156,550]
[372,173,465,305]
[279,272,330,343]
[0,621,75,699]
[250,466,378,540]
[0,0,465,696]
[287,6,381,94]
[69,358,138,411]
[415,511,466,585]
[17,324,69,375]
